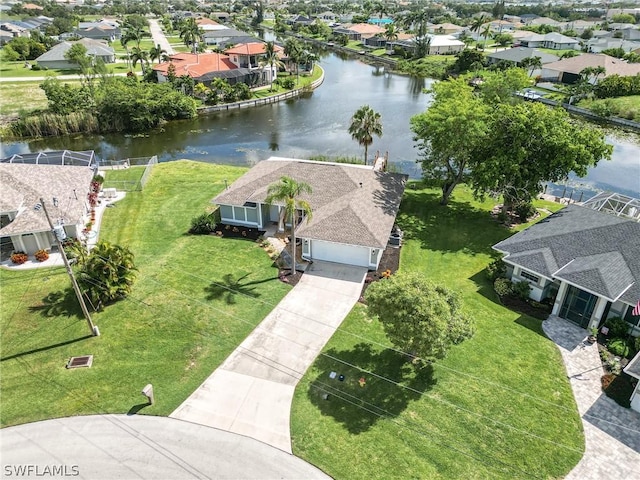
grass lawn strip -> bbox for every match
[0,161,291,427]
[291,184,583,479]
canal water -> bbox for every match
[1,51,639,199]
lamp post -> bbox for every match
[39,198,99,337]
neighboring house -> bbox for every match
[541,53,640,83]
[0,22,29,38]
[493,197,640,334]
[429,23,464,35]
[153,52,253,86]
[587,38,640,53]
[483,19,521,33]
[527,16,561,27]
[318,11,337,23]
[486,47,558,75]
[0,30,13,44]
[288,15,314,27]
[213,157,407,270]
[621,28,640,41]
[520,32,580,50]
[197,17,226,31]
[74,20,121,41]
[35,38,115,69]
[391,34,465,55]
[333,23,385,41]
[0,154,97,256]
[559,19,601,33]
[225,42,284,83]
[624,353,640,413]
[210,11,231,22]
[202,27,254,46]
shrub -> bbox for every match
[494,277,514,297]
[514,203,536,223]
[635,336,640,352]
[512,281,531,300]
[278,77,296,89]
[605,317,630,339]
[607,338,630,358]
[10,251,28,265]
[189,213,216,234]
[34,249,49,262]
[486,257,506,281]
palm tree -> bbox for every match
[149,44,167,64]
[284,38,303,82]
[120,33,133,70]
[470,15,488,49]
[261,41,284,91]
[265,176,313,275]
[384,23,398,44]
[130,47,149,74]
[180,18,204,54]
[520,56,542,77]
[349,105,383,165]
[481,24,492,51]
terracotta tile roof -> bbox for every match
[213,158,407,249]
[153,53,237,78]
[197,18,221,26]
[543,53,640,77]
[224,42,283,55]
[347,23,386,35]
[0,164,92,236]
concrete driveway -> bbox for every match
[0,415,330,479]
[171,261,367,453]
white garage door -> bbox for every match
[311,240,370,267]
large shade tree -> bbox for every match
[471,102,613,210]
[265,176,313,275]
[76,241,137,311]
[365,272,474,361]
[349,105,383,165]
[410,78,489,205]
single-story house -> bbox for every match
[493,198,640,334]
[0,162,95,256]
[587,38,640,54]
[74,20,121,41]
[527,16,561,27]
[35,38,115,69]
[196,17,227,31]
[213,157,407,270]
[429,23,464,35]
[623,352,640,413]
[391,34,465,55]
[520,32,580,50]
[202,27,254,46]
[559,19,601,34]
[333,23,385,41]
[541,53,640,84]
[487,47,559,70]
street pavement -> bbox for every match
[0,414,330,479]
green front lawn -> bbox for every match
[291,184,582,479]
[0,80,53,116]
[0,161,291,427]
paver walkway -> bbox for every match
[543,315,640,479]
[171,261,367,453]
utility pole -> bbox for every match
[40,198,99,337]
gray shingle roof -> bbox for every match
[494,204,640,304]
[213,158,407,249]
[36,38,114,62]
[0,164,93,236]
[488,47,558,64]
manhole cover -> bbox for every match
[66,355,93,369]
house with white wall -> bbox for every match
[493,196,640,334]
[213,157,407,270]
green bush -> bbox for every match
[513,281,532,301]
[515,203,536,223]
[278,77,296,89]
[494,277,514,297]
[605,317,631,339]
[607,338,630,358]
[189,213,217,235]
[486,257,506,282]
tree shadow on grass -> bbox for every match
[204,273,276,304]
[1,334,92,362]
[308,343,436,434]
[397,189,513,256]
[28,288,82,319]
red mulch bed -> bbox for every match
[359,245,401,302]
[213,224,265,241]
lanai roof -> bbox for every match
[213,158,407,249]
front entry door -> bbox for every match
[559,285,597,329]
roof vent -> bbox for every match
[66,355,93,369]
[359,182,363,188]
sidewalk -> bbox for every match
[543,315,640,479]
